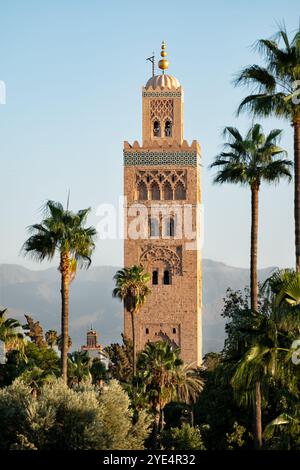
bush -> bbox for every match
[161,424,206,450]
[0,378,151,450]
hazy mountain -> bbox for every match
[0,260,276,354]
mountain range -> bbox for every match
[0,260,276,354]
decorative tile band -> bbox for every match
[124,151,199,167]
[143,91,182,98]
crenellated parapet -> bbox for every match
[124,139,200,152]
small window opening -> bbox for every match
[153,120,161,137]
[163,270,170,285]
[165,120,172,137]
[152,270,158,285]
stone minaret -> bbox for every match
[123,42,202,366]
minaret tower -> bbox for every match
[123,42,202,365]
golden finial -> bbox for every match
[158,40,169,74]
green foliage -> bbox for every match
[67,350,91,385]
[0,341,60,387]
[90,357,108,384]
[22,200,97,269]
[0,379,33,449]
[161,424,206,450]
[204,281,300,450]
[235,26,300,122]
[210,124,291,188]
[57,334,72,351]
[105,334,133,384]
[226,421,248,450]
[45,330,58,348]
[264,409,300,450]
[113,266,151,314]
[0,308,24,351]
[195,353,253,450]
[0,378,151,450]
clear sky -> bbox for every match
[0,0,298,270]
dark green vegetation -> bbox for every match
[1,271,300,450]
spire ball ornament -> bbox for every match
[158,40,169,73]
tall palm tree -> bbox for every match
[22,200,97,384]
[211,124,291,313]
[137,341,203,449]
[210,124,291,448]
[113,265,151,378]
[235,26,300,270]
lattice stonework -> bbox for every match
[143,91,182,98]
[150,99,173,122]
[136,169,186,190]
[123,151,198,167]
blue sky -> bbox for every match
[0,0,298,270]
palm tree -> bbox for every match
[0,309,24,353]
[210,124,291,448]
[45,329,58,349]
[113,265,151,378]
[137,341,203,449]
[211,124,291,314]
[235,26,300,271]
[231,270,300,449]
[22,200,97,384]
[176,363,204,406]
[67,350,92,386]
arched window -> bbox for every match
[163,181,173,200]
[172,327,176,334]
[146,328,149,334]
[163,270,170,285]
[175,181,186,200]
[138,181,148,200]
[149,218,159,237]
[165,120,172,137]
[151,182,160,200]
[153,120,161,137]
[152,270,158,285]
[164,217,175,237]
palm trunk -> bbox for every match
[131,311,136,378]
[250,182,259,313]
[152,408,160,450]
[253,381,262,449]
[251,182,262,449]
[60,252,70,385]
[160,409,165,431]
[294,118,300,272]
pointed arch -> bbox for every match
[175,181,186,200]
[163,181,173,200]
[165,120,172,137]
[137,181,148,200]
[151,182,161,200]
[163,270,171,285]
[153,120,161,137]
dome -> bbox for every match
[145,74,180,90]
